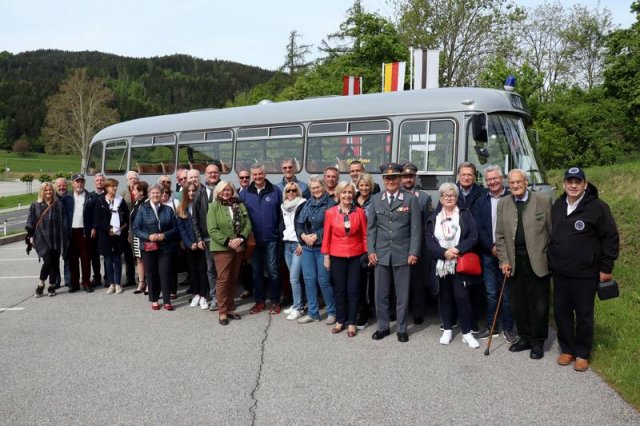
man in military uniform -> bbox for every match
[368,163,422,343]
[401,163,433,324]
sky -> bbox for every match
[1,0,636,71]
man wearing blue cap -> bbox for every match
[549,167,619,372]
[368,163,422,342]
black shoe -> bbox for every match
[530,347,544,359]
[372,329,390,340]
[47,286,56,297]
[509,338,532,352]
[68,287,79,293]
[83,286,94,293]
[476,327,500,340]
[91,278,101,288]
[356,317,368,330]
[413,317,424,325]
[397,332,409,343]
[35,285,45,298]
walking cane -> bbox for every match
[484,274,508,356]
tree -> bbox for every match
[0,117,8,150]
[282,30,313,76]
[42,68,119,172]
[12,137,31,156]
[392,0,518,87]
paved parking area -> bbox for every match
[0,240,638,425]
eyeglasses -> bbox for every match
[441,194,456,199]
[239,176,250,180]
[282,166,293,170]
[285,189,298,194]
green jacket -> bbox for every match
[207,200,252,252]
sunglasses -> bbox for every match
[239,176,250,180]
[285,189,298,194]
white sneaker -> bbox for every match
[190,295,201,308]
[297,315,319,324]
[284,306,295,315]
[115,284,123,294]
[440,330,453,345]
[287,309,303,320]
[199,297,209,310]
[325,315,337,325]
[208,298,219,311]
[462,333,480,349]
[106,284,115,294]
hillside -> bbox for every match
[0,49,277,150]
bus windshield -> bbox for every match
[468,113,544,185]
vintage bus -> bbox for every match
[84,87,546,195]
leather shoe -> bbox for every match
[372,329,390,340]
[557,353,575,366]
[397,332,409,343]
[83,286,93,293]
[530,347,544,359]
[68,287,79,293]
[413,317,424,325]
[509,338,531,352]
[574,357,589,372]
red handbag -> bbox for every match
[143,241,159,252]
[456,252,482,276]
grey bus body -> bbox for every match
[85,87,545,197]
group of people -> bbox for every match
[26,158,619,371]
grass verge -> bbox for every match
[548,162,640,409]
[0,152,81,175]
[0,193,37,209]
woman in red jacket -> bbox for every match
[322,181,367,337]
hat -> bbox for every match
[402,163,418,175]
[380,162,403,177]
[72,173,85,181]
[564,167,585,181]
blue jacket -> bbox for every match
[239,179,282,242]
[295,192,336,247]
[176,211,198,249]
[425,208,478,260]
[476,188,511,254]
[133,202,179,254]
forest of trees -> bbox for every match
[1,0,639,172]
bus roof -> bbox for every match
[92,87,529,142]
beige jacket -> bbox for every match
[495,191,552,277]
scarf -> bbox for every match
[434,207,461,277]
[218,195,243,237]
[282,196,304,213]
[108,194,123,236]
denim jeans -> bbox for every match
[482,253,513,331]
[283,241,303,310]
[251,240,280,303]
[104,254,122,285]
[301,246,335,319]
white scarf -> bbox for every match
[109,194,123,236]
[434,207,461,277]
[282,198,306,242]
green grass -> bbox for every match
[0,192,37,209]
[0,152,82,176]
[548,162,640,408]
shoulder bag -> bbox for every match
[456,252,482,276]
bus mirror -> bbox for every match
[474,145,490,158]
[471,114,487,142]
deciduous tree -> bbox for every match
[42,68,119,172]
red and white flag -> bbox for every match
[412,48,439,89]
[342,76,362,96]
[382,62,406,92]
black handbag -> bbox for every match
[596,280,619,301]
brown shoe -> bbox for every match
[557,353,575,366]
[249,301,266,314]
[574,357,589,372]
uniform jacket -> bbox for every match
[26,199,69,259]
[367,190,422,266]
[321,205,367,258]
[548,183,619,277]
[295,192,335,247]
[495,190,552,277]
[206,200,252,252]
[240,179,282,243]
[476,188,511,254]
[425,207,478,260]
[94,195,130,257]
[133,201,178,254]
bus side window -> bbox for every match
[399,119,455,173]
[87,141,104,175]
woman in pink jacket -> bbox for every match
[322,181,367,337]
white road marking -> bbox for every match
[0,259,33,261]
[0,276,39,279]
[0,307,25,312]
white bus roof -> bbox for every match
[92,87,529,142]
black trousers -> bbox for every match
[185,248,209,298]
[357,264,375,322]
[554,274,597,359]
[142,250,173,305]
[331,256,361,326]
[510,252,550,349]
[40,250,60,284]
[438,273,473,334]
[123,243,136,285]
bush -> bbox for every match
[20,174,34,182]
[38,173,52,182]
[12,138,31,156]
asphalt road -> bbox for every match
[0,240,638,425]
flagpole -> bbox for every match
[409,46,414,91]
[381,62,385,92]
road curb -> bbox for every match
[0,232,26,246]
